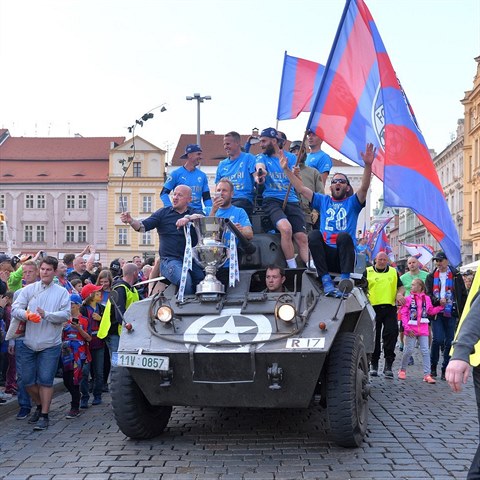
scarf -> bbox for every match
[408,294,430,326]
[433,268,454,317]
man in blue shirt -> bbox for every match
[160,144,212,211]
[216,131,256,218]
[205,178,253,290]
[306,130,333,186]
[255,127,309,269]
[281,143,375,296]
[121,185,205,295]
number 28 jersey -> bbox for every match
[311,193,364,248]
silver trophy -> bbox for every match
[191,217,229,298]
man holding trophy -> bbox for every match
[120,185,205,295]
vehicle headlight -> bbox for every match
[156,306,173,323]
[275,303,296,322]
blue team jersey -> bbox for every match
[204,205,251,267]
[306,150,332,174]
[311,193,364,248]
[161,166,212,210]
[255,152,299,203]
[215,153,256,203]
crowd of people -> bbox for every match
[0,249,151,429]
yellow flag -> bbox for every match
[451,268,480,366]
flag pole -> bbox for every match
[282,129,309,211]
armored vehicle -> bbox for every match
[111,216,375,447]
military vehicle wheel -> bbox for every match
[111,367,172,439]
[326,332,369,447]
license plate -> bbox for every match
[285,338,325,349]
[112,352,169,371]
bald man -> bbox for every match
[365,252,405,378]
[121,185,205,295]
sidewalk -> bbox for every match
[0,378,65,421]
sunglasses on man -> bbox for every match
[331,178,348,185]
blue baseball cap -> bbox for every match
[260,127,279,139]
[180,144,202,159]
[70,293,83,305]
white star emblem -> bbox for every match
[203,315,256,343]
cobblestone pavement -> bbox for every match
[0,348,477,480]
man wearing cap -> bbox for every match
[426,251,467,380]
[216,131,257,217]
[160,144,212,210]
[306,130,333,185]
[11,256,70,431]
[289,141,324,232]
[255,127,309,269]
[121,185,205,295]
[281,143,375,297]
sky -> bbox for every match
[1,0,479,167]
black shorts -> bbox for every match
[262,198,306,234]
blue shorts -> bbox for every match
[22,344,62,388]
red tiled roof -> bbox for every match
[0,134,125,183]
[171,133,349,168]
[0,136,125,161]
[1,160,109,184]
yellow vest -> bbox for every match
[452,269,480,366]
[366,266,398,306]
[98,284,139,339]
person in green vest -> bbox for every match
[98,263,139,361]
[365,251,405,378]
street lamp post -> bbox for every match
[186,93,211,147]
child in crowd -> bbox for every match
[71,278,83,294]
[398,278,444,383]
[79,283,104,407]
[62,293,91,418]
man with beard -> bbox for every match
[215,131,257,218]
[280,143,375,297]
[160,144,212,210]
[254,127,309,269]
[121,185,205,295]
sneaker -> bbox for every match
[92,396,102,406]
[16,407,31,420]
[0,391,13,400]
[398,369,406,380]
[423,374,436,384]
[408,356,415,366]
[33,416,49,431]
[66,409,80,419]
[384,367,394,379]
[80,397,89,409]
[28,408,41,424]
[321,275,335,296]
[370,366,378,377]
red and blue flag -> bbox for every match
[401,241,434,268]
[306,0,461,266]
[277,52,325,120]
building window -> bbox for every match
[37,194,46,209]
[118,195,128,212]
[0,194,4,209]
[118,227,128,245]
[66,195,75,209]
[36,225,45,243]
[78,225,87,243]
[142,195,152,213]
[0,224,4,243]
[141,231,152,245]
[78,194,87,209]
[24,225,33,242]
[25,194,34,209]
[133,162,142,177]
[66,225,75,243]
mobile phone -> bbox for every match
[71,318,79,324]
